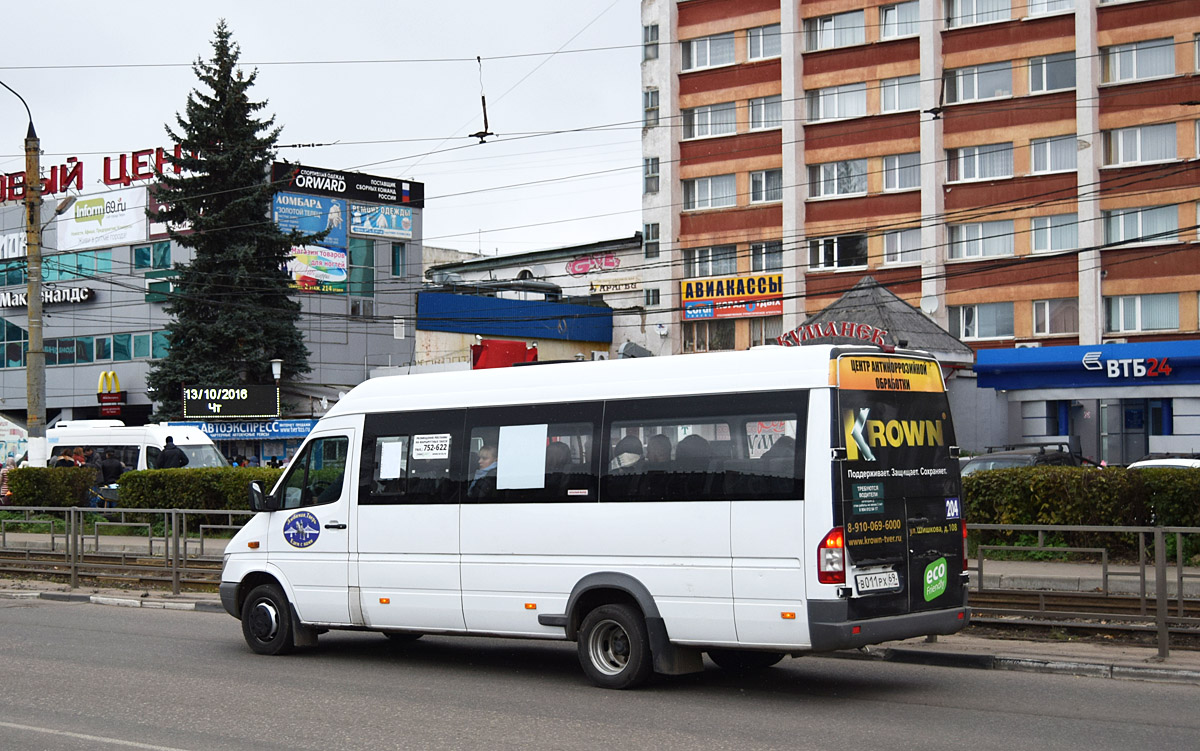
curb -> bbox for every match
[1,589,221,613]
[825,645,1200,685]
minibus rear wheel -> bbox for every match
[577,603,652,689]
[242,584,295,656]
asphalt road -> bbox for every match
[0,598,1196,751]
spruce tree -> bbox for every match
[147,21,313,421]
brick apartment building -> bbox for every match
[639,0,1200,461]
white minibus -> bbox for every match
[47,420,227,470]
[220,345,968,688]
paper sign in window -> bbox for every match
[497,424,548,490]
[412,433,451,460]
[378,440,406,480]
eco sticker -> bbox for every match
[283,511,320,549]
[923,557,948,602]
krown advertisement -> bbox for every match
[55,186,148,252]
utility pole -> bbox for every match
[23,119,45,467]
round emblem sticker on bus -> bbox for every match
[283,511,320,548]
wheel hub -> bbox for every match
[249,600,279,641]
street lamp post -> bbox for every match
[2,80,46,466]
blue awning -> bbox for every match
[976,340,1200,390]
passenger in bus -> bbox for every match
[762,436,795,462]
[546,441,572,473]
[610,435,643,472]
[645,434,672,465]
[467,444,498,499]
[674,434,714,497]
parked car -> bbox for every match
[960,443,1088,476]
[1126,455,1200,470]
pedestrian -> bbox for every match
[72,447,87,467]
[99,450,126,485]
[157,436,189,469]
[53,451,75,468]
[0,456,15,503]
[247,456,260,467]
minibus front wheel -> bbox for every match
[242,583,296,656]
[577,603,652,689]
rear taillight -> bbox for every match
[817,527,845,584]
[962,520,969,571]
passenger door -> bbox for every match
[268,432,353,625]
[357,410,466,632]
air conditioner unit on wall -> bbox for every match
[1015,342,1041,348]
[1103,338,1127,344]
[592,351,610,361]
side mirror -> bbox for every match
[248,480,278,512]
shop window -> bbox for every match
[750,316,783,347]
[1045,400,1070,436]
[683,320,735,353]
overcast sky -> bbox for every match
[0,1,641,256]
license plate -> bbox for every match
[855,570,899,593]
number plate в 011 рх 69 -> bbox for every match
[855,570,900,593]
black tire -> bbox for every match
[576,604,653,689]
[241,584,297,655]
[707,649,786,671]
[382,631,423,644]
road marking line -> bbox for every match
[0,720,195,750]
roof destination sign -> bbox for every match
[271,162,425,209]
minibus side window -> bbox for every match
[280,436,349,509]
[360,409,463,505]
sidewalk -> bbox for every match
[0,572,1196,686]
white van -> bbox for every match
[221,346,968,688]
[47,420,227,470]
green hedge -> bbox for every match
[963,466,1200,528]
[5,466,283,510]
[8,467,99,507]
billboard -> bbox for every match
[55,186,148,252]
[273,193,347,248]
[350,203,413,240]
[272,162,425,208]
[680,274,783,320]
[287,245,347,294]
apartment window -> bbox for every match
[1102,123,1176,166]
[643,89,659,127]
[1027,0,1073,14]
[884,153,921,191]
[880,2,919,39]
[945,62,1012,103]
[808,160,866,198]
[133,241,171,270]
[1101,39,1174,83]
[643,158,660,194]
[683,245,737,278]
[1031,135,1078,173]
[950,302,1014,339]
[683,319,736,353]
[751,169,784,203]
[644,288,660,306]
[946,0,1010,28]
[881,75,920,113]
[1104,205,1178,244]
[749,95,783,130]
[805,11,865,51]
[643,223,660,259]
[1033,298,1079,336]
[750,316,784,347]
[1030,52,1076,93]
[1032,214,1078,253]
[390,243,406,276]
[808,234,867,270]
[747,24,781,60]
[807,83,867,121]
[1105,293,1178,333]
[884,228,922,264]
[682,32,735,71]
[751,240,783,272]
[683,174,736,210]
[949,220,1015,258]
[683,102,736,139]
[947,143,1013,181]
[643,25,659,61]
